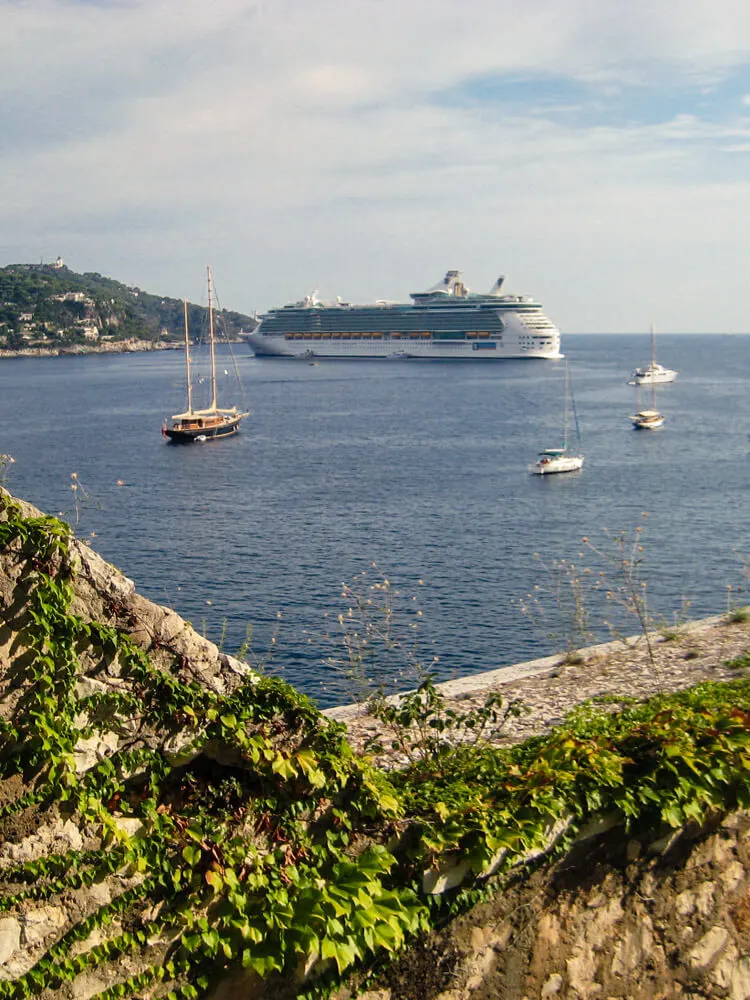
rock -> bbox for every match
[610,918,654,977]
[688,925,730,970]
[566,947,598,995]
[22,905,66,948]
[423,860,472,895]
[0,918,21,965]
[541,973,564,996]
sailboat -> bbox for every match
[628,326,678,385]
[529,363,584,474]
[629,377,664,430]
[163,267,249,443]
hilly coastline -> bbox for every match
[0,260,256,355]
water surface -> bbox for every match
[1,334,747,706]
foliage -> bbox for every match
[0,495,424,999]
[0,264,256,346]
[365,674,526,767]
[393,676,750,879]
[0,494,748,999]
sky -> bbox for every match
[3,0,750,332]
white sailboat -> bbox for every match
[529,363,584,474]
[629,326,678,385]
[163,267,249,443]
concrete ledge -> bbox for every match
[323,614,731,724]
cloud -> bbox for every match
[3,0,750,330]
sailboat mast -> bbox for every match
[183,300,194,415]
[207,265,218,411]
[562,361,569,450]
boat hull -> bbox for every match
[163,414,247,443]
[529,455,584,475]
[630,412,664,430]
[629,371,677,385]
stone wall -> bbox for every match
[356,810,750,1000]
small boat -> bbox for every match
[529,362,584,474]
[163,267,249,443]
[630,378,664,430]
[628,326,678,385]
[630,407,665,430]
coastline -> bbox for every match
[324,613,750,763]
[0,339,182,359]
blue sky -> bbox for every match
[2,0,750,331]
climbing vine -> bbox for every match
[0,491,748,999]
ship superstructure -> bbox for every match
[244,270,563,360]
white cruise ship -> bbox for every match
[244,270,564,360]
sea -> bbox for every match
[0,334,747,708]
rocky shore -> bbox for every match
[0,339,182,359]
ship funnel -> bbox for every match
[487,275,506,296]
[425,270,465,295]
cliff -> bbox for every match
[0,489,748,1000]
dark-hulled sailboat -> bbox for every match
[163,267,249,443]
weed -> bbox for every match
[323,565,436,705]
[517,553,594,660]
[365,674,526,768]
[582,514,664,683]
[65,471,100,534]
[0,454,14,487]
[654,598,693,643]
[725,551,749,622]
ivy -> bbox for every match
[0,492,748,999]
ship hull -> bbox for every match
[245,331,562,360]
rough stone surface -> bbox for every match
[371,811,750,1000]
[0,917,21,966]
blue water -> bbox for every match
[0,335,747,706]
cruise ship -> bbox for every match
[244,270,563,360]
